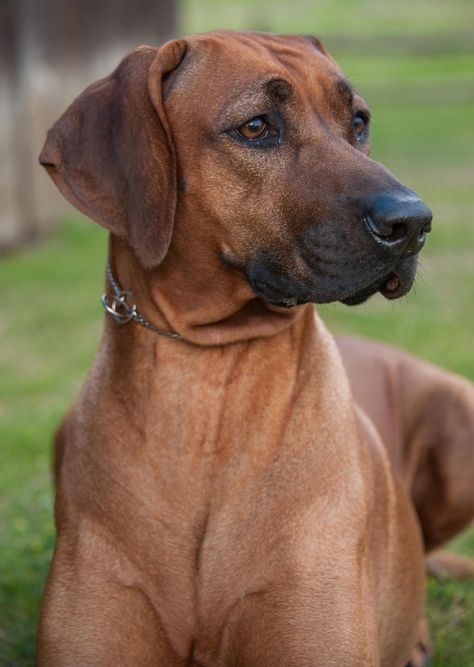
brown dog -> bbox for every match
[36,32,442,665]
[337,335,474,665]
[338,335,474,555]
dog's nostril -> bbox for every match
[387,222,407,243]
[364,215,406,245]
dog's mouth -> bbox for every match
[248,261,417,309]
[233,249,419,309]
[341,262,417,306]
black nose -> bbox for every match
[364,193,432,255]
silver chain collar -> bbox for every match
[101,260,184,341]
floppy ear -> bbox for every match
[39,39,187,268]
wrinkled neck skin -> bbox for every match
[109,227,308,349]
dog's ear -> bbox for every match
[303,35,334,61]
[39,40,187,268]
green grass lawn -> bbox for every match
[182,0,474,41]
[1,3,474,664]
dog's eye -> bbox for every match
[352,113,369,141]
[237,116,270,141]
[228,113,281,148]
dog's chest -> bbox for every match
[64,327,373,654]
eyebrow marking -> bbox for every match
[336,79,354,105]
[267,78,292,101]
[218,76,291,129]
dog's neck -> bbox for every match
[108,235,309,347]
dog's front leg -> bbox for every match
[36,535,185,667]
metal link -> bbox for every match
[101,260,184,341]
[101,290,136,324]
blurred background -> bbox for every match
[0,0,473,664]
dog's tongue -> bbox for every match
[380,272,405,300]
[383,273,401,293]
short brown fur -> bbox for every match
[36,32,472,666]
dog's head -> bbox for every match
[40,32,432,338]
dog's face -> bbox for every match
[166,32,431,307]
[40,31,432,322]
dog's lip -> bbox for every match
[342,267,413,305]
[226,250,416,308]
[251,279,300,308]
[222,251,302,308]
[252,271,412,308]
[249,267,413,308]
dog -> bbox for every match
[337,334,474,555]
[34,31,461,665]
[337,334,474,664]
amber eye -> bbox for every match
[237,116,269,141]
[352,113,368,140]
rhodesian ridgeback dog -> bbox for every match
[337,335,474,664]
[36,30,474,666]
[337,335,474,556]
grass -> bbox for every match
[1,2,474,664]
[0,222,105,666]
[182,0,474,41]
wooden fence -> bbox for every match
[0,0,175,251]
